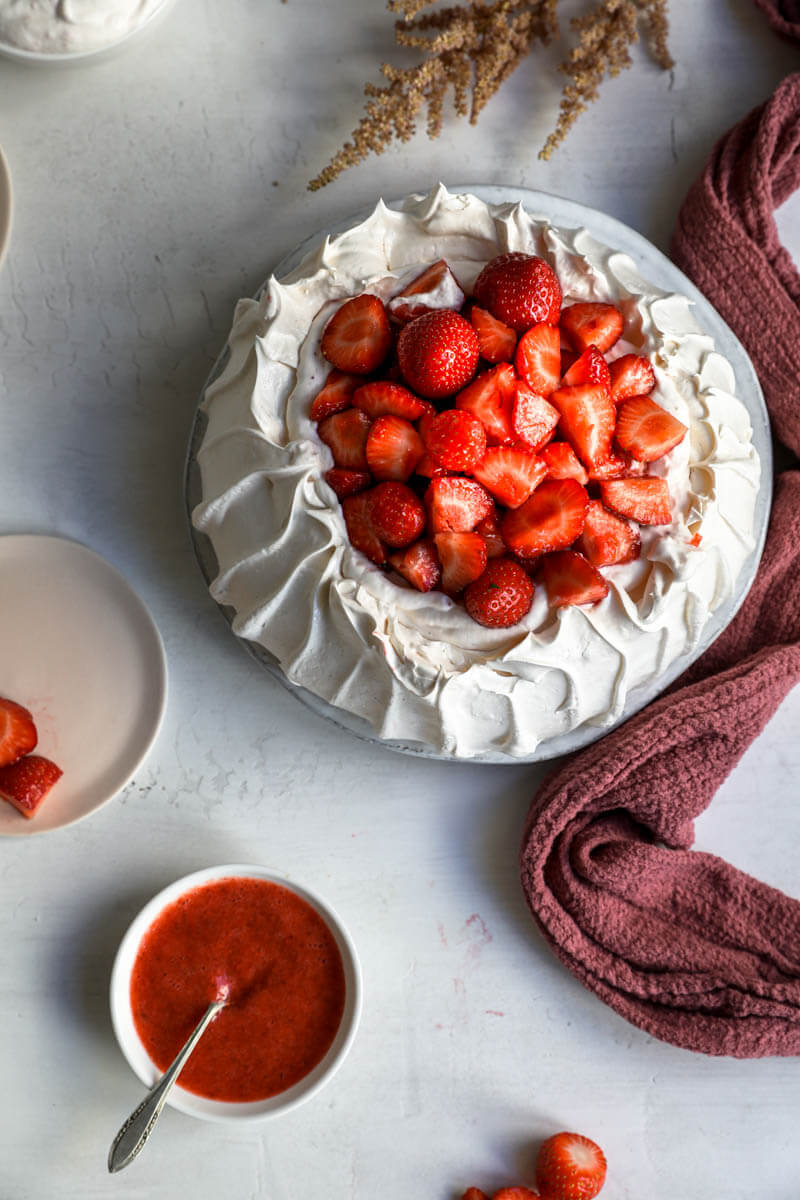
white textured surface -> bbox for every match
[0,2,798,1197]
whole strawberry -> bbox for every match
[397,309,479,400]
[473,253,561,332]
[535,1132,606,1200]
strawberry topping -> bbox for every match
[388,259,465,324]
[434,531,488,594]
[323,468,372,499]
[365,415,425,481]
[501,478,588,559]
[473,252,562,331]
[424,409,487,472]
[614,394,688,462]
[397,309,480,400]
[578,499,641,566]
[470,305,517,364]
[600,477,672,525]
[464,557,534,628]
[472,446,547,509]
[561,344,611,392]
[388,538,441,592]
[341,493,387,565]
[321,293,392,374]
[310,369,362,421]
[515,322,561,396]
[549,382,616,469]
[426,476,494,533]
[317,408,371,470]
[608,352,656,403]
[368,482,426,547]
[511,384,560,451]
[538,441,589,485]
[353,381,432,421]
[456,364,516,445]
[560,302,624,354]
[540,550,610,608]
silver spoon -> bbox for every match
[108,995,228,1173]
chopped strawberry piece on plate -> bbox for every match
[549,382,615,468]
[321,293,392,374]
[397,309,480,399]
[472,445,547,509]
[388,538,441,591]
[561,344,611,392]
[352,381,432,421]
[473,252,562,331]
[614,394,688,462]
[539,441,588,484]
[608,352,656,403]
[323,468,372,499]
[425,476,494,533]
[317,408,372,470]
[388,259,465,324]
[515,322,561,396]
[368,482,426,547]
[434,531,488,594]
[365,414,424,481]
[341,493,387,564]
[501,477,588,559]
[470,305,517,363]
[476,510,507,558]
[464,556,534,627]
[424,409,487,472]
[578,499,641,566]
[535,1130,607,1200]
[456,364,516,445]
[600,476,672,525]
[540,550,610,608]
[310,369,362,421]
[511,383,560,451]
[0,754,62,819]
[560,302,624,354]
[0,698,37,769]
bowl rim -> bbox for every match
[109,863,363,1123]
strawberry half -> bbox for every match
[0,754,62,819]
[600,477,672,525]
[464,556,534,628]
[549,383,615,469]
[535,1131,607,1200]
[365,415,424,481]
[561,344,611,392]
[608,352,656,403]
[501,477,588,559]
[578,499,641,566]
[387,259,465,324]
[511,384,560,451]
[425,476,494,533]
[538,441,588,485]
[586,450,641,482]
[470,305,517,363]
[341,493,387,564]
[310,369,362,421]
[0,698,38,769]
[388,538,441,592]
[323,468,372,499]
[560,302,624,354]
[456,364,516,445]
[473,252,562,331]
[515,322,561,396]
[321,294,392,374]
[317,408,371,470]
[472,446,547,509]
[434,531,488,594]
[614,394,688,462]
[424,409,487,472]
[540,550,610,608]
[397,309,480,400]
[353,381,432,421]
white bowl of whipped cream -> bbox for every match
[0,0,177,64]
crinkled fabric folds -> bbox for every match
[520,73,800,1057]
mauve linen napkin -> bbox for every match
[519,69,800,1057]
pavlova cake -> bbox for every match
[190,185,760,760]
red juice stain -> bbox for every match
[130,877,347,1103]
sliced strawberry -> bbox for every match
[472,446,547,509]
[492,1190,540,1200]
[0,698,37,769]
[353,381,431,421]
[560,346,578,377]
[456,364,516,445]
[0,754,62,819]
[321,294,392,374]
[511,383,560,451]
[388,260,465,324]
[540,550,609,608]
[561,344,611,392]
[539,441,589,485]
[476,510,507,558]
[600,477,672,525]
[578,499,641,566]
[464,557,534,628]
[341,493,387,564]
[323,468,372,499]
[560,302,624,354]
[515,322,561,396]
[585,450,640,481]
[473,252,561,331]
[501,478,588,559]
[397,309,480,400]
[549,383,615,468]
[365,415,424,481]
[368,482,426,548]
[608,352,656,403]
[615,394,688,462]
[388,538,441,592]
[317,408,371,470]
[434,532,488,594]
[425,476,494,533]
[424,409,487,472]
[535,1131,607,1200]
[310,369,361,421]
[413,453,448,479]
[470,305,517,364]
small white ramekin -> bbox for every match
[0,0,178,66]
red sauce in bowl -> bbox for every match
[129,877,347,1103]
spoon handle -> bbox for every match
[108,999,226,1173]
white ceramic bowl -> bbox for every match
[0,0,177,66]
[109,864,362,1123]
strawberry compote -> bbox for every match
[130,877,346,1102]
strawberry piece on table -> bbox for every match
[540,550,610,608]
[365,415,424,481]
[426,476,494,533]
[388,259,465,324]
[515,322,561,396]
[560,302,624,354]
[561,344,611,393]
[600,477,672,525]
[473,252,562,331]
[501,477,588,559]
[461,1188,490,1200]
[317,408,371,470]
[511,383,560,451]
[323,468,372,499]
[0,755,62,819]
[608,352,656,403]
[476,510,507,558]
[321,293,392,374]
[388,538,441,592]
[492,1189,541,1200]
[424,409,487,472]
[464,556,535,628]
[549,382,615,469]
[535,1131,607,1200]
[614,394,688,462]
[397,309,480,400]
[434,531,488,594]
[341,493,387,565]
[539,442,589,485]
[472,445,547,509]
[352,381,432,421]
[578,499,641,567]
[470,305,517,363]
[456,364,517,445]
[368,482,426,547]
[0,698,38,769]
[310,369,362,421]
